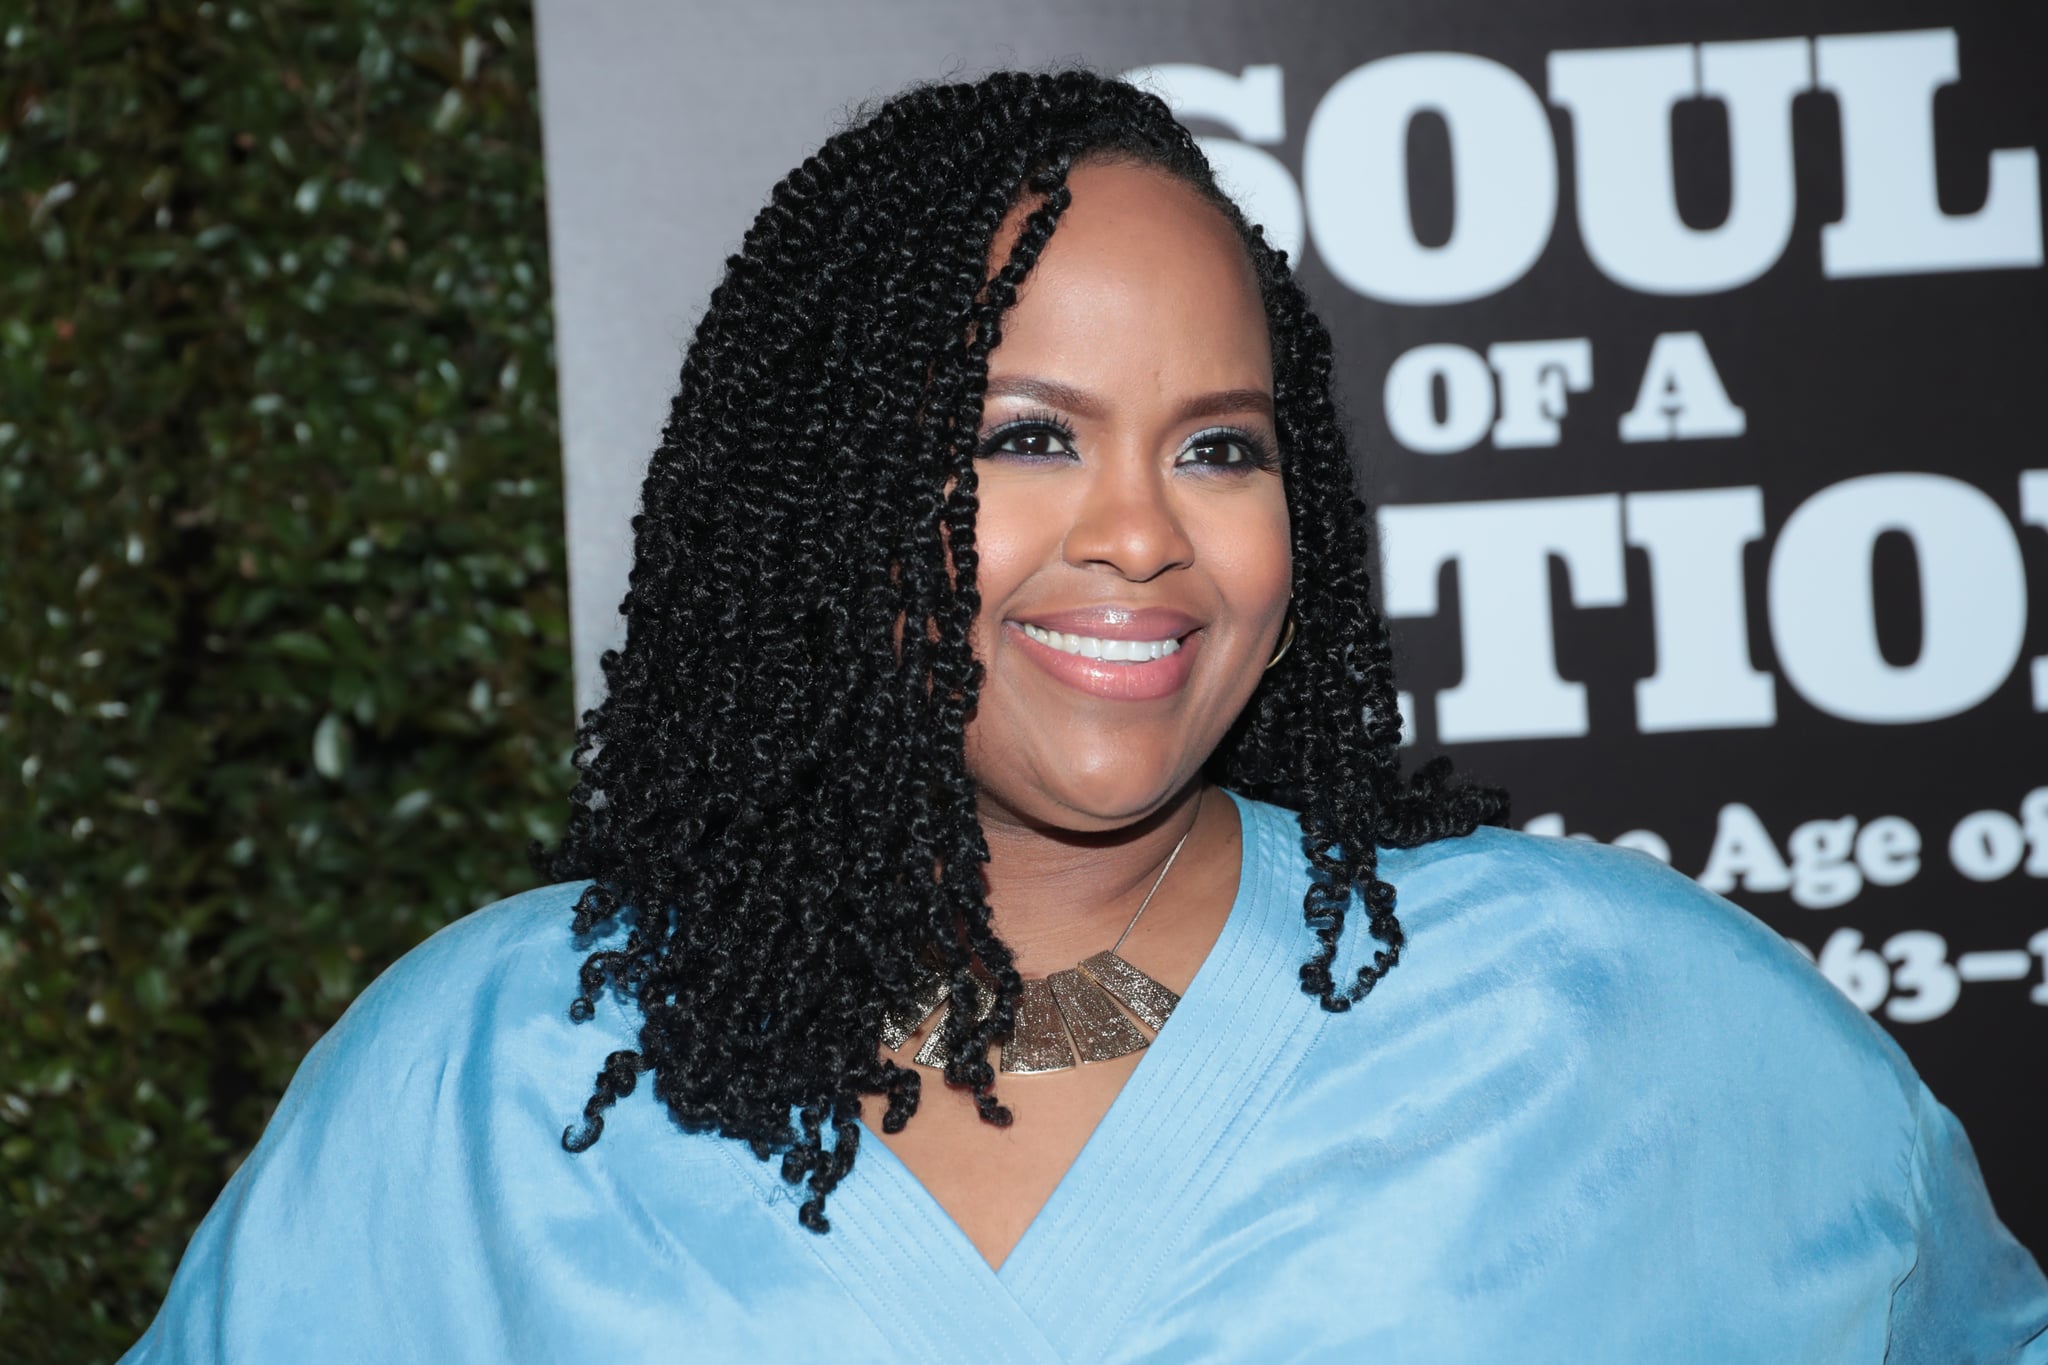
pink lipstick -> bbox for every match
[1004,607,1202,702]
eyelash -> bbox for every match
[974,408,1280,474]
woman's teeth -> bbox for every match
[1019,622,1182,661]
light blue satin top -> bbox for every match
[128,790,2047,1362]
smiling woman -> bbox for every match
[124,67,2048,1363]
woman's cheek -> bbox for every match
[1197,490,1291,605]
[968,473,1063,611]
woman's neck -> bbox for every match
[973,781,1229,976]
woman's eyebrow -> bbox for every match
[984,374,1275,423]
[1177,387,1275,422]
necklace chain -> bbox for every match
[1109,788,1203,956]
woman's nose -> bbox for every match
[1060,454,1196,583]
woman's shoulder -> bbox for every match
[201,879,614,1147]
[1243,797,1832,1005]
[337,878,600,1029]
[1374,820,1827,982]
[1235,795,1925,1115]
[1376,822,1910,1074]
[377,878,598,986]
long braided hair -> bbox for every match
[534,67,1506,1232]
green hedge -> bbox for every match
[1,4,572,1357]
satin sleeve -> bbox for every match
[1885,1081,2048,1362]
[118,880,864,1365]
[117,932,513,1363]
[117,883,606,1364]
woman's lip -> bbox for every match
[1005,620,1202,702]
[1007,607,1203,639]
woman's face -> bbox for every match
[962,160,1291,834]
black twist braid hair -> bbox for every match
[534,67,1506,1233]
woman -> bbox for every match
[129,68,2045,1362]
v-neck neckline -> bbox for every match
[718,789,1332,1360]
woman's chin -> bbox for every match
[994,764,1203,835]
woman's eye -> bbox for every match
[980,423,1075,460]
[1177,433,1268,469]
[1005,429,1071,457]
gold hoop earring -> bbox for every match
[1264,613,1296,671]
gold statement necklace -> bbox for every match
[878,793,1202,1076]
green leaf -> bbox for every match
[269,630,332,663]
[311,712,351,780]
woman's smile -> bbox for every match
[1006,608,1204,702]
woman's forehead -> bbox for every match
[989,160,1249,281]
[988,162,1272,393]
